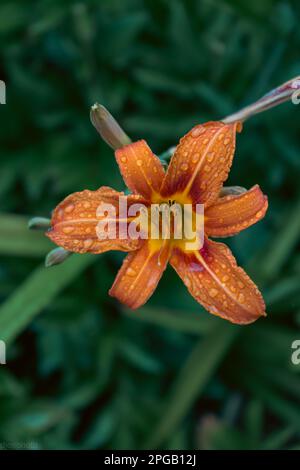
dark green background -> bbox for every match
[0,0,299,450]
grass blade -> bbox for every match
[0,213,52,257]
[123,306,217,335]
[0,254,94,344]
[144,322,239,448]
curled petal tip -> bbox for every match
[206,185,268,238]
[219,186,247,197]
[236,121,243,132]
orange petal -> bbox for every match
[205,185,268,237]
[160,121,241,207]
[46,186,147,254]
[109,240,170,309]
[170,239,266,324]
[115,140,165,200]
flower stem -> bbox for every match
[222,76,300,124]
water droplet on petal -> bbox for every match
[191,127,203,137]
[126,267,136,276]
[65,204,75,213]
[83,239,93,249]
[209,288,218,298]
[63,226,74,234]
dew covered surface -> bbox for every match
[0,0,299,451]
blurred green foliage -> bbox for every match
[0,0,300,450]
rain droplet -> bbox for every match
[65,204,75,213]
[63,226,74,234]
[191,127,203,137]
[83,239,93,249]
[209,288,218,298]
[181,163,188,171]
[126,267,136,276]
[137,160,143,167]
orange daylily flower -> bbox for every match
[47,121,268,324]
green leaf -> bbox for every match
[261,425,296,450]
[240,371,300,431]
[244,400,263,445]
[259,196,300,281]
[123,306,217,335]
[0,214,52,257]
[144,322,239,448]
[0,254,94,344]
